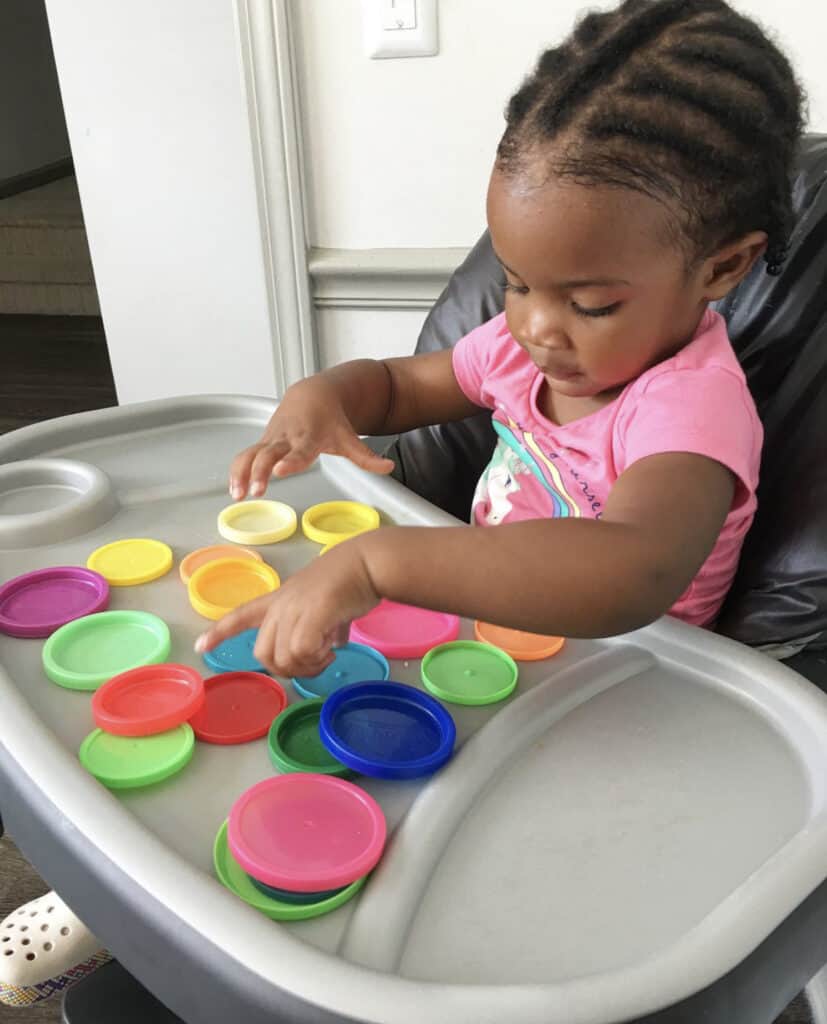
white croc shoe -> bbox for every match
[0,891,111,1007]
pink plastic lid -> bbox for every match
[92,663,205,737]
[227,774,386,892]
[0,566,109,639]
[349,600,459,659]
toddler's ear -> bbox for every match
[702,231,768,301]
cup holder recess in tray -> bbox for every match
[0,459,118,548]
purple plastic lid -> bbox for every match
[0,567,110,638]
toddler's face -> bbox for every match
[487,165,712,401]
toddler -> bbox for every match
[198,0,805,681]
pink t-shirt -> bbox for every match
[452,309,762,626]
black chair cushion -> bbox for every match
[392,135,827,652]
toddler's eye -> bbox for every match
[502,282,529,295]
[571,301,621,318]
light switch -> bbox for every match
[381,0,416,31]
[363,0,439,59]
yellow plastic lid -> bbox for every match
[217,500,297,546]
[188,557,280,620]
[179,544,263,585]
[302,501,380,546]
[87,538,173,587]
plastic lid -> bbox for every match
[179,544,263,585]
[188,557,280,620]
[87,538,173,586]
[474,620,565,661]
[217,500,297,545]
[292,642,389,700]
[43,610,171,692]
[227,774,386,891]
[349,600,460,659]
[301,501,379,546]
[202,627,266,674]
[79,724,194,789]
[213,821,366,921]
[248,876,345,904]
[267,699,350,776]
[189,672,287,744]
[0,566,109,638]
[319,681,456,779]
[421,640,518,706]
[91,664,205,737]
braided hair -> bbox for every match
[497,0,806,275]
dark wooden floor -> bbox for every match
[0,315,116,434]
[0,316,813,1023]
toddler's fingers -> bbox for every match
[247,442,294,496]
[271,446,321,479]
[228,446,261,501]
[194,594,273,654]
[340,434,395,475]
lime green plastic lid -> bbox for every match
[421,640,519,706]
[267,699,350,776]
[42,610,171,691]
[213,820,365,921]
[79,723,194,789]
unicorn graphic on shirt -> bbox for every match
[473,440,530,525]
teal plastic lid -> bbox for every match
[213,820,366,921]
[79,723,194,789]
[292,642,389,700]
[43,610,171,691]
[267,699,350,776]
[421,640,519,706]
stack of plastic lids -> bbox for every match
[215,774,386,920]
[78,664,205,789]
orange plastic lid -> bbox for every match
[188,558,280,621]
[179,544,263,585]
[473,621,565,661]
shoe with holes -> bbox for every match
[0,891,112,1007]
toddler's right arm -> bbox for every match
[229,349,481,500]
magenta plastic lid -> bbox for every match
[349,600,459,659]
[0,566,110,638]
[227,774,386,892]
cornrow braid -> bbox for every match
[498,0,806,276]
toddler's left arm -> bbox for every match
[197,451,734,677]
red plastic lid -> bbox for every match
[228,774,386,892]
[92,664,205,737]
[189,672,287,745]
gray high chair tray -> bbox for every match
[1,396,827,1024]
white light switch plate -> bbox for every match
[362,0,439,59]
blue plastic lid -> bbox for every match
[203,628,267,675]
[319,681,456,780]
[293,642,389,700]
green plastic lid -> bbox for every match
[43,610,171,691]
[421,640,519,706]
[213,820,366,921]
[79,723,194,789]
[267,699,350,776]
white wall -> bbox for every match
[45,0,278,404]
[295,0,827,368]
[295,0,827,249]
[0,0,70,182]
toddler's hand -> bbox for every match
[229,378,394,500]
[194,539,381,679]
